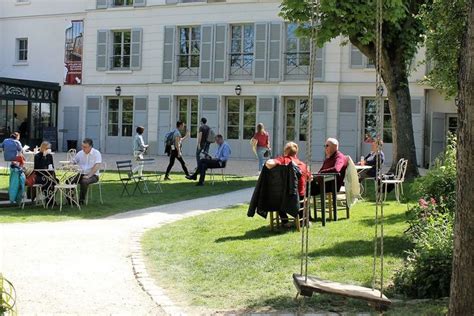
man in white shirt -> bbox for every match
[69,138,102,204]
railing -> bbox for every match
[229,53,253,77]
[177,54,200,80]
[284,52,310,76]
[109,56,130,70]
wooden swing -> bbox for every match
[293,0,391,311]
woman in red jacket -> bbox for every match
[251,123,271,173]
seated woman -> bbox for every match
[265,142,312,227]
[33,141,57,206]
[359,139,385,180]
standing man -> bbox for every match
[196,117,210,164]
[132,126,149,177]
[164,121,190,180]
[69,138,102,204]
[186,134,231,186]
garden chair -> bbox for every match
[209,161,228,185]
[85,162,107,205]
[269,198,304,232]
[135,158,163,194]
[66,149,76,162]
[116,160,142,196]
[381,158,408,203]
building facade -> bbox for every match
[0,0,457,167]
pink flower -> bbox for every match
[419,198,429,209]
[430,197,437,205]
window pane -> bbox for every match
[227,113,239,125]
[299,128,307,141]
[124,31,131,43]
[122,124,133,137]
[227,127,239,140]
[191,126,198,138]
[232,26,242,39]
[287,99,296,113]
[383,129,392,143]
[244,99,256,112]
[231,39,241,53]
[191,98,198,112]
[108,112,119,124]
[191,55,200,67]
[286,127,295,141]
[123,99,133,111]
[243,127,254,140]
[114,32,122,44]
[243,113,255,126]
[179,99,187,111]
[109,100,119,111]
[287,39,298,52]
[108,124,118,136]
[192,27,200,40]
[123,56,130,68]
[179,112,186,122]
[191,112,198,125]
[286,114,295,127]
[122,111,133,124]
[228,99,240,112]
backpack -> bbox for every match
[2,139,20,162]
[206,128,216,143]
[164,130,175,154]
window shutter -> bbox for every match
[253,22,268,82]
[200,96,219,131]
[162,26,176,83]
[96,30,109,71]
[130,28,143,70]
[350,44,364,68]
[133,0,146,7]
[158,96,172,154]
[411,98,423,165]
[213,24,227,82]
[86,96,102,151]
[338,97,359,160]
[312,96,327,161]
[314,46,324,80]
[134,96,148,142]
[199,25,214,82]
[268,22,282,82]
[96,0,108,9]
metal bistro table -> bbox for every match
[355,165,373,196]
[312,173,339,226]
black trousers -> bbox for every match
[165,149,189,176]
[191,158,222,184]
[67,174,99,202]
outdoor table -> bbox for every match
[355,165,372,195]
[34,169,58,207]
[312,173,339,226]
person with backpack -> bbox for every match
[164,121,190,180]
[195,117,212,164]
[1,132,23,163]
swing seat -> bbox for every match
[293,274,391,309]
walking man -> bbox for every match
[196,117,211,164]
[164,121,190,180]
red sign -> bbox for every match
[64,20,83,85]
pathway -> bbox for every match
[0,188,253,315]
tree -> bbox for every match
[280,0,425,178]
[448,0,474,314]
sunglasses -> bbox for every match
[325,144,330,148]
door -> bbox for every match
[62,107,80,151]
[284,97,310,160]
[106,97,134,154]
[430,112,446,166]
[177,96,199,156]
[226,97,256,159]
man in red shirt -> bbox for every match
[266,142,312,226]
[311,138,348,196]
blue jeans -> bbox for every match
[256,146,268,171]
[196,142,211,164]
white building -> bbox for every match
[0,0,457,167]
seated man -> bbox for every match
[186,134,230,186]
[358,139,385,180]
[265,142,312,226]
[68,138,102,204]
[311,137,348,196]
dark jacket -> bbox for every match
[248,163,301,219]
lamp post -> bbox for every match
[115,86,121,96]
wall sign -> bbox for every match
[64,20,84,85]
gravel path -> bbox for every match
[0,188,253,315]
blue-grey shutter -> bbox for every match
[96,30,109,71]
[411,98,423,165]
[253,22,268,82]
[257,97,275,149]
[312,97,327,161]
[86,96,102,151]
[62,107,80,151]
[200,96,219,132]
[133,0,146,7]
[163,26,176,83]
[131,28,143,70]
[350,44,364,68]
[315,46,324,80]
[158,96,172,155]
[213,24,227,82]
[268,22,282,82]
[199,25,214,82]
[96,0,108,9]
[338,97,358,160]
[134,96,148,143]
[430,112,446,166]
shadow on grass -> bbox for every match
[359,212,408,227]
[307,236,411,258]
[215,225,292,243]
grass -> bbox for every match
[142,182,448,314]
[0,172,256,223]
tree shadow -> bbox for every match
[306,236,411,258]
[215,225,294,243]
[359,212,408,227]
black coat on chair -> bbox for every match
[248,163,301,219]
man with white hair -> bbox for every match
[311,137,348,196]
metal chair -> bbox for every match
[209,162,228,185]
[66,149,76,162]
[134,158,163,194]
[381,158,408,202]
[116,160,142,196]
[85,162,107,205]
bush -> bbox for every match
[394,135,455,299]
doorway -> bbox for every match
[106,97,134,154]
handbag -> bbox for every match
[25,172,36,187]
[263,149,271,158]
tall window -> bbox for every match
[178,26,200,79]
[230,24,254,77]
[113,0,133,6]
[363,99,392,143]
[178,97,199,138]
[112,31,131,69]
[16,38,28,62]
[285,98,309,142]
[226,98,256,140]
[286,24,309,70]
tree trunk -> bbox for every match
[448,1,474,315]
[381,54,420,179]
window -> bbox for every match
[350,44,375,69]
[285,98,309,142]
[178,26,200,80]
[447,115,458,135]
[178,97,199,138]
[112,31,131,69]
[363,98,392,143]
[230,24,254,78]
[16,38,28,62]
[226,98,256,140]
[113,0,133,6]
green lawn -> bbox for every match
[0,172,256,223]
[142,183,448,314]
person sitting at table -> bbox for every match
[311,138,348,197]
[358,139,385,180]
[68,138,102,204]
[32,141,57,206]
[265,141,312,227]
[185,134,230,186]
